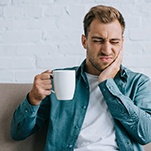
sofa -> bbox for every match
[0,83,151,151]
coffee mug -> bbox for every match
[53,70,75,100]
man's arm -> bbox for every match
[99,76,151,145]
[10,70,52,140]
[98,49,151,144]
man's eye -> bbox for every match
[93,39,103,43]
[93,40,100,42]
[111,41,119,45]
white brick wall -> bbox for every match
[0,0,151,83]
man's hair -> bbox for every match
[83,5,125,37]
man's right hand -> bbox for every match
[98,49,123,83]
[28,70,53,106]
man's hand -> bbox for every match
[98,49,123,83]
[28,70,53,106]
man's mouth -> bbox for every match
[99,56,113,62]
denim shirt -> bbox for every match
[11,60,151,151]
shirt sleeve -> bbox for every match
[99,77,151,145]
[10,94,50,140]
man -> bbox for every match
[11,5,151,151]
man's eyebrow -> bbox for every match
[91,36,104,40]
[110,38,121,41]
[92,36,103,39]
[91,36,122,41]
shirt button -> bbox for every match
[68,144,73,148]
[102,88,106,92]
[75,125,79,129]
[25,109,28,113]
[82,106,87,109]
[86,85,89,88]
[108,86,112,89]
[122,83,126,87]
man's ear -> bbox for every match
[122,36,124,42]
[121,36,124,49]
[81,34,87,49]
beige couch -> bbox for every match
[0,83,151,151]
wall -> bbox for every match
[0,0,151,83]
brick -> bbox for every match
[0,70,15,82]
[0,57,35,69]
[58,43,85,56]
[145,0,151,2]
[15,70,41,83]
[142,3,151,15]
[36,56,83,70]
[0,7,3,18]
[44,5,65,17]
[0,44,17,56]
[123,41,143,54]
[0,0,11,6]
[45,5,84,29]
[123,55,151,68]
[0,20,14,31]
[42,29,83,45]
[12,0,54,5]
[16,44,58,56]
[129,28,151,41]
[143,42,151,54]
[124,16,141,28]
[54,0,82,4]
[23,6,42,19]
[56,6,85,30]
[4,6,24,19]
[1,31,41,44]
[142,16,151,28]
[12,19,58,31]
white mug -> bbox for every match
[53,70,76,100]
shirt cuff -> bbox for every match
[99,78,123,97]
[19,95,40,118]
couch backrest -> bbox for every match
[0,83,47,151]
[0,83,151,151]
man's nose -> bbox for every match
[101,42,112,55]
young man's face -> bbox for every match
[82,19,124,75]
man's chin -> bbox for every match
[101,63,112,71]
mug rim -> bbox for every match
[53,70,75,73]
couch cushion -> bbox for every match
[144,143,151,151]
[0,83,46,151]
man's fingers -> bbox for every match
[42,70,52,74]
[42,80,52,90]
[40,72,52,80]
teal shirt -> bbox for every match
[11,60,151,151]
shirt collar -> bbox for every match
[119,65,128,81]
[76,60,88,84]
[76,59,128,82]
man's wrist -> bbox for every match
[27,92,41,106]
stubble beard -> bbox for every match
[89,58,103,73]
[88,56,114,74]
[86,47,114,74]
